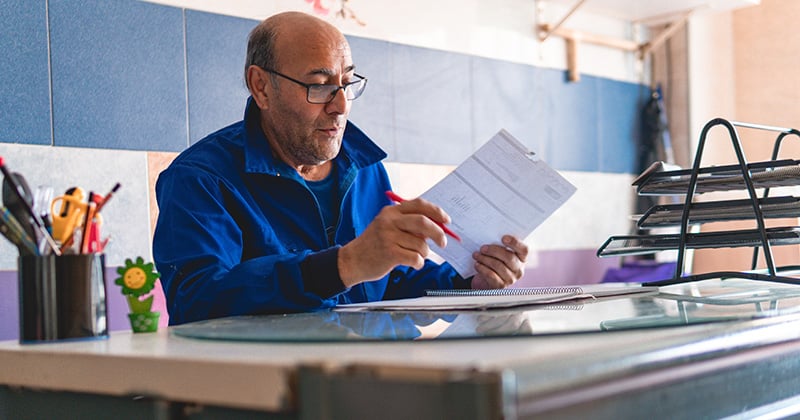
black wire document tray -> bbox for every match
[634,159,800,195]
[597,226,800,257]
[637,196,800,228]
[599,118,800,285]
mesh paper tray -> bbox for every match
[633,160,800,195]
[637,196,800,228]
[597,226,800,257]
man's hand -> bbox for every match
[338,198,451,287]
[470,235,528,290]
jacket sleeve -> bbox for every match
[382,260,472,300]
[153,164,347,325]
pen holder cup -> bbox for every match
[18,254,108,343]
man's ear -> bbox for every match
[246,65,270,109]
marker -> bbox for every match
[79,192,97,254]
[384,190,461,242]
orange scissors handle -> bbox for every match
[50,188,87,244]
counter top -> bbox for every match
[3,313,800,415]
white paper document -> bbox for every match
[421,129,577,277]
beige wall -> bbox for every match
[662,0,800,274]
[651,22,691,168]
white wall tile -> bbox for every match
[385,161,634,252]
[0,144,151,269]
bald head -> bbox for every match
[244,12,349,91]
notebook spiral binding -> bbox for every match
[425,286,584,297]
[540,303,585,311]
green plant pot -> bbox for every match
[128,312,160,333]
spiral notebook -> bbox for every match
[335,284,657,312]
[425,286,584,297]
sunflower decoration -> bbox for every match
[114,257,161,333]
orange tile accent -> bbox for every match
[146,152,179,240]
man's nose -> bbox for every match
[325,87,348,114]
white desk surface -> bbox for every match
[3,314,800,412]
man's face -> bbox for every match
[260,29,354,168]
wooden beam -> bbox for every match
[566,37,579,82]
[639,12,691,58]
[538,0,588,42]
[540,24,640,52]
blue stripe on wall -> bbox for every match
[0,0,51,145]
[185,10,252,144]
[391,43,474,164]
[344,36,396,158]
[598,78,645,174]
[49,0,187,151]
[0,0,644,174]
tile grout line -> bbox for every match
[45,0,55,146]
[182,8,190,148]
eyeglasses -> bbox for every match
[261,68,368,104]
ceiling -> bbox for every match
[545,0,761,22]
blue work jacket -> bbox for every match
[153,98,469,324]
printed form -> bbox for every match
[421,129,577,278]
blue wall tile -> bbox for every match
[48,0,187,151]
[392,44,472,165]
[185,10,255,144]
[536,69,600,172]
[598,78,645,174]
[346,36,396,158]
[0,0,51,145]
[0,0,645,174]
[471,56,546,155]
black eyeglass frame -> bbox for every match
[261,67,367,104]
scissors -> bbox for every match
[50,187,88,244]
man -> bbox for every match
[153,11,528,325]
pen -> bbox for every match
[384,190,462,242]
[95,182,120,213]
[0,156,61,255]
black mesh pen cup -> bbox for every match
[18,254,108,343]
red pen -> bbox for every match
[384,190,461,242]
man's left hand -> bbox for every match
[470,235,528,290]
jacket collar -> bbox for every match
[242,97,387,176]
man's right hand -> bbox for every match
[337,198,451,287]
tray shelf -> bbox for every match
[599,118,800,286]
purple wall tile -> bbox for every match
[0,266,168,342]
[0,271,18,341]
[514,249,622,288]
